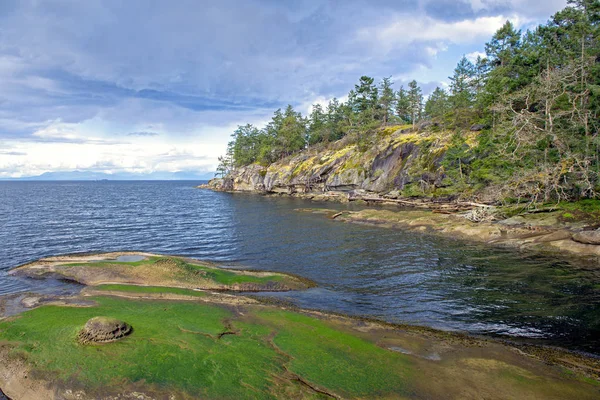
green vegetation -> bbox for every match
[63,257,159,267]
[555,199,600,222]
[219,0,600,204]
[497,199,600,221]
[0,296,414,398]
[257,309,412,396]
[1,295,598,399]
[94,284,207,297]
[18,255,306,291]
[557,199,600,214]
[3,253,600,398]
[173,259,284,286]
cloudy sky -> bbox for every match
[0,0,568,178]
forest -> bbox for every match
[218,0,600,203]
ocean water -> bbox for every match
[0,181,599,355]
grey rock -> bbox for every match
[78,317,132,344]
[470,124,488,132]
[417,121,439,130]
[572,230,600,245]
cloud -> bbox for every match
[466,51,487,63]
[30,121,128,145]
[127,131,159,137]
[0,0,569,177]
[356,15,525,54]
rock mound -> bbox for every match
[572,230,600,245]
[78,317,132,344]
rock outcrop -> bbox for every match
[573,230,600,245]
[78,317,132,344]
[205,126,478,200]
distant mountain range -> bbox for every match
[1,170,216,181]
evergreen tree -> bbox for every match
[449,56,476,109]
[480,21,523,112]
[378,76,396,125]
[307,104,327,146]
[352,76,378,114]
[485,21,522,68]
[395,86,411,123]
[216,143,234,177]
[325,98,347,141]
[472,55,489,108]
[230,124,262,167]
[278,105,306,157]
[407,80,423,128]
[425,87,450,121]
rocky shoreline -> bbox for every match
[320,208,600,261]
[200,181,600,262]
[1,253,600,399]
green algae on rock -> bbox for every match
[10,252,314,292]
[0,294,599,399]
[2,252,600,398]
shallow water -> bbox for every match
[0,181,599,355]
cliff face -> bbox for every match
[209,125,480,199]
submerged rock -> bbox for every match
[78,317,132,344]
[572,230,600,245]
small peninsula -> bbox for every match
[10,252,313,292]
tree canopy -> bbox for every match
[218,1,600,201]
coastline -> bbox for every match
[199,184,600,263]
[1,253,600,399]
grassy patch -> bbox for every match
[0,296,598,399]
[94,284,207,297]
[46,256,297,290]
[256,309,413,397]
[61,257,158,268]
[557,199,600,214]
[0,297,413,398]
[175,261,284,286]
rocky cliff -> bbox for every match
[207,125,482,202]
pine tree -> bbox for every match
[379,76,396,125]
[407,80,423,128]
[485,21,522,68]
[216,143,234,177]
[449,56,476,109]
[395,86,411,123]
[230,124,262,167]
[425,87,450,121]
[481,21,523,110]
[307,104,327,146]
[352,76,378,114]
[326,98,347,141]
[278,105,306,156]
[472,55,489,105]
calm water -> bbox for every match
[0,181,599,355]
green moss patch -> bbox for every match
[0,297,413,398]
[94,284,207,297]
[256,309,413,397]
[15,255,309,292]
[0,295,598,399]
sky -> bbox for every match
[0,0,569,178]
